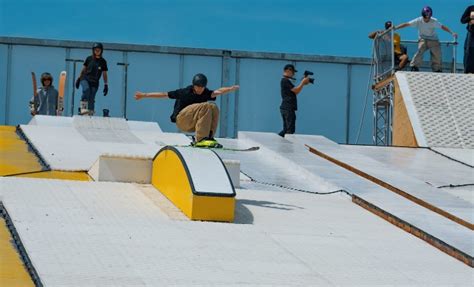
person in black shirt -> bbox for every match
[75,42,109,115]
[278,64,310,137]
[461,5,474,73]
[134,73,239,148]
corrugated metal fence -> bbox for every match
[0,37,373,144]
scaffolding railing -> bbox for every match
[371,28,458,145]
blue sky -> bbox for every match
[0,0,470,58]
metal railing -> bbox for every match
[373,28,458,76]
[371,28,458,145]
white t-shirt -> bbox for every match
[409,17,442,40]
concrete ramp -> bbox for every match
[152,146,235,222]
[393,72,474,148]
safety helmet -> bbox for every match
[40,72,53,85]
[384,21,393,30]
[421,6,433,18]
[92,42,104,55]
[192,73,208,87]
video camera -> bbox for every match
[303,70,315,84]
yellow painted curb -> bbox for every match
[152,146,235,222]
[15,171,92,181]
[0,126,44,176]
[0,218,34,286]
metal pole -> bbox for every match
[4,44,12,124]
[345,64,352,144]
[233,58,241,138]
[391,26,395,73]
[65,58,84,116]
[179,55,184,88]
[452,36,457,73]
[117,60,130,119]
[220,50,231,138]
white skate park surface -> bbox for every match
[1,176,472,286]
[1,116,473,286]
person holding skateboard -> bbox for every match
[75,42,109,115]
[134,73,239,148]
[29,72,58,116]
[395,6,458,72]
[461,5,474,73]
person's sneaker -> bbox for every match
[193,138,223,148]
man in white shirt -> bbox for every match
[395,6,457,72]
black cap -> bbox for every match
[284,64,297,72]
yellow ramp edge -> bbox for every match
[0,217,34,287]
[15,171,92,181]
[0,126,44,176]
[152,146,235,222]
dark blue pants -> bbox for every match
[464,31,474,73]
[279,108,296,137]
[80,80,98,111]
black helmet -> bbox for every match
[40,72,53,85]
[421,6,432,18]
[92,42,103,55]
[384,21,393,30]
[192,73,208,87]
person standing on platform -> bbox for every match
[75,42,109,115]
[395,6,458,72]
[461,5,474,73]
[278,64,311,137]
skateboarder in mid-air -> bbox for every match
[134,73,239,148]
[75,42,109,115]
[30,72,58,116]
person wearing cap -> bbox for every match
[278,64,310,137]
[75,42,109,115]
[395,6,458,72]
[369,21,408,71]
[461,5,474,73]
[29,72,58,116]
[134,73,239,148]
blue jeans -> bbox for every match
[80,80,98,111]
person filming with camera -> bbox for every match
[278,64,313,137]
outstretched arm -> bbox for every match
[211,85,239,98]
[368,30,382,39]
[395,22,410,30]
[441,25,458,39]
[134,91,169,100]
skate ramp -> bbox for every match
[393,72,474,148]
[152,146,236,222]
[240,132,473,266]
[19,115,188,171]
